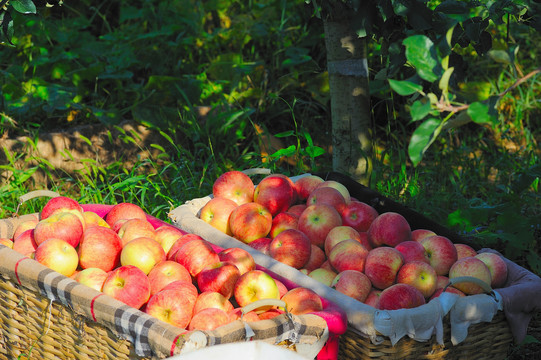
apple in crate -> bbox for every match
[309,268,337,287]
[448,257,492,295]
[229,202,273,244]
[194,291,234,314]
[196,261,240,299]
[315,180,351,203]
[396,260,438,298]
[429,286,466,300]
[455,243,478,260]
[148,260,192,296]
[34,238,79,277]
[377,283,426,310]
[411,229,436,242]
[167,233,203,260]
[154,225,184,255]
[117,218,156,247]
[394,241,430,264]
[331,270,372,302]
[213,170,255,206]
[419,235,458,276]
[364,246,404,290]
[40,196,82,219]
[73,268,108,292]
[247,237,272,256]
[105,202,148,228]
[297,204,343,248]
[269,229,312,269]
[78,226,122,272]
[0,238,14,248]
[274,278,289,298]
[12,229,38,257]
[281,287,323,315]
[218,247,256,275]
[475,252,508,288]
[12,216,39,240]
[145,282,198,328]
[368,212,411,247]
[83,211,110,229]
[188,307,231,331]
[254,174,296,216]
[259,308,285,320]
[287,204,307,217]
[269,212,299,239]
[303,244,326,272]
[340,201,379,233]
[328,239,369,273]
[307,186,346,212]
[228,308,260,322]
[120,237,166,275]
[324,225,363,256]
[34,211,84,248]
[233,270,280,313]
[174,238,220,277]
[364,289,381,308]
[294,175,324,201]
[103,265,151,309]
[199,196,238,236]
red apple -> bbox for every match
[324,225,362,256]
[281,287,323,315]
[274,278,289,298]
[364,246,404,290]
[328,239,370,273]
[229,202,272,243]
[117,218,156,247]
[166,233,202,260]
[154,225,185,255]
[78,226,122,272]
[247,237,272,255]
[294,175,324,201]
[0,238,14,248]
[269,212,299,239]
[368,212,411,247]
[429,286,466,300]
[377,283,426,310]
[297,204,343,248]
[436,275,450,289]
[120,237,166,275]
[199,196,238,236]
[174,238,220,277]
[420,235,458,276]
[340,201,379,233]
[455,243,478,259]
[102,265,151,309]
[315,180,351,203]
[308,268,337,286]
[105,202,147,228]
[196,261,241,299]
[364,288,382,307]
[448,257,492,295]
[475,252,508,288]
[73,268,108,291]
[306,186,346,212]
[83,211,110,229]
[394,240,430,264]
[331,270,372,302]
[188,307,231,331]
[218,247,256,276]
[213,170,255,206]
[269,229,312,269]
[34,211,84,248]
[40,196,82,220]
[145,285,197,328]
[193,291,234,314]
[34,238,79,277]
[233,270,280,312]
[302,244,327,272]
[287,204,307,217]
[253,174,296,216]
[147,260,192,296]
[411,229,437,242]
[12,216,39,240]
[228,308,260,322]
[12,229,38,257]
[320,259,337,273]
[258,308,285,320]
[396,260,438,298]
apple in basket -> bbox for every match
[145,281,198,328]
[269,229,312,269]
[105,202,148,228]
[448,257,492,295]
[40,196,82,219]
[78,226,123,272]
[173,238,220,277]
[328,239,369,273]
[247,237,272,255]
[368,212,412,247]
[199,196,238,236]
[212,170,255,206]
[324,225,363,256]
[306,186,347,212]
[377,283,426,310]
[82,211,110,229]
[233,270,280,313]
[217,247,256,275]
[0,238,14,248]
[102,265,151,309]
[12,229,38,257]
[254,174,296,216]
[34,238,79,277]
[364,246,404,290]
[396,260,438,298]
[293,175,324,202]
[188,307,231,331]
[303,244,326,272]
[196,261,241,299]
[339,201,379,233]
[315,180,351,203]
[454,243,478,259]
[281,287,323,315]
[193,291,234,314]
[153,225,185,255]
[475,252,508,288]
[331,270,372,303]
[411,229,436,242]
[33,211,84,248]
[309,268,337,287]
[269,211,299,239]
[147,260,192,296]
[297,204,343,248]
[120,236,166,275]
[117,218,156,247]
[166,233,203,260]
[394,240,430,264]
[228,202,273,244]
[12,216,39,240]
[73,268,108,292]
[419,235,458,276]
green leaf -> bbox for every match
[0,11,14,45]
[304,146,325,158]
[271,145,296,158]
[388,79,423,96]
[403,35,441,82]
[408,118,441,166]
[467,102,496,125]
[410,100,432,121]
[439,67,454,95]
[10,0,37,14]
[488,49,512,64]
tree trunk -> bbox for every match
[323,18,372,185]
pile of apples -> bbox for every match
[199,171,509,310]
[0,197,325,331]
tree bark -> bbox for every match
[323,18,372,185]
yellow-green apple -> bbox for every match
[394,240,430,264]
[105,202,147,228]
[102,265,151,309]
[147,260,192,296]
[73,268,108,291]
[196,261,241,299]
[308,268,337,286]
[274,278,289,298]
[34,238,79,277]
[297,204,343,248]
[315,180,351,203]
[306,186,346,212]
[153,225,184,255]
[233,270,280,313]
[117,218,156,247]
[174,238,220,277]
[12,229,37,257]
[281,287,323,315]
[247,237,272,255]
[324,225,362,256]
[328,239,369,273]
[83,211,110,229]
[228,308,260,322]
[199,196,238,235]
[166,233,202,260]
[193,291,234,314]
[411,229,436,242]
[302,244,326,272]
[78,226,122,272]
[455,243,478,259]
[294,175,324,202]
[448,257,492,295]
[367,212,411,247]
[339,201,379,233]
[254,174,296,216]
[40,196,82,220]
[258,308,285,320]
[188,307,230,331]
[229,202,272,243]
[212,170,255,206]
[419,235,458,276]
[145,285,197,328]
[364,288,382,307]
[475,252,508,288]
[331,270,372,302]
[287,204,307,217]
[34,211,84,248]
[120,237,166,275]
[12,216,39,240]
[364,246,404,290]
[377,283,426,310]
[0,238,14,248]
[429,286,466,301]
[396,260,438,298]
[269,212,299,239]
[269,229,312,269]
[218,247,256,275]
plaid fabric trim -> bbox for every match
[37,268,77,306]
[114,306,155,357]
